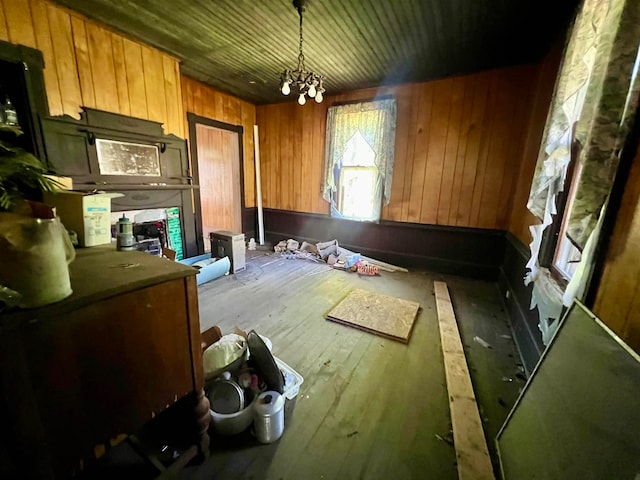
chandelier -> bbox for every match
[279,0,325,105]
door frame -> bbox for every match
[187,113,246,254]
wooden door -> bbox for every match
[194,123,242,251]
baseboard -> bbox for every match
[243,207,257,242]
[263,208,505,280]
[498,233,545,374]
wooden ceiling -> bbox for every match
[53,0,579,105]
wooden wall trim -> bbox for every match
[187,113,247,253]
[262,208,506,280]
[498,232,544,374]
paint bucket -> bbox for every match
[253,391,285,444]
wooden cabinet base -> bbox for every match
[0,247,206,478]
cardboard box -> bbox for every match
[43,191,123,247]
[44,175,73,190]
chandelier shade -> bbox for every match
[279,0,325,104]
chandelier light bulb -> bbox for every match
[279,0,325,105]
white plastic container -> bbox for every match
[274,357,304,400]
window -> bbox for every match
[539,125,583,283]
[552,161,583,280]
[322,99,397,222]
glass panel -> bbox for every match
[342,131,376,166]
[96,139,160,176]
[338,166,378,220]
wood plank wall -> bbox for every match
[0,0,184,137]
[507,43,563,246]
[181,76,256,208]
[256,64,540,229]
[593,140,640,353]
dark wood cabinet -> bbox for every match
[39,108,199,258]
[0,247,205,478]
[0,39,49,159]
[40,108,191,186]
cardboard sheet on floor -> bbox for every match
[326,289,419,343]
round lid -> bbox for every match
[208,379,244,414]
[254,391,285,417]
[248,330,284,393]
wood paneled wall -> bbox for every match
[507,43,564,246]
[593,140,640,353]
[0,0,185,137]
[256,64,540,229]
[181,76,256,208]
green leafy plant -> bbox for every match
[0,124,60,211]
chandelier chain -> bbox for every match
[298,6,305,70]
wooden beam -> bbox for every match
[434,281,495,480]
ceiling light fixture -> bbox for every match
[279,0,325,105]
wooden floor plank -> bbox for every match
[178,251,519,480]
[434,281,495,480]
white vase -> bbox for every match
[0,215,75,308]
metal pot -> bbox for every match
[253,391,285,444]
[208,378,244,414]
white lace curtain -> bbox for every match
[322,99,397,218]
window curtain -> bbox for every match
[322,99,397,217]
[525,0,640,344]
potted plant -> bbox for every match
[0,124,60,211]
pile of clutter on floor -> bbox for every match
[202,326,303,443]
[271,238,407,275]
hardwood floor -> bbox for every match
[185,249,524,479]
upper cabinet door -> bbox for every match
[40,108,190,187]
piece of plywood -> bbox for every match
[434,281,495,480]
[326,288,420,343]
[497,301,640,479]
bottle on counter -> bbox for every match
[3,96,18,126]
[116,214,135,251]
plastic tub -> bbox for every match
[274,357,304,400]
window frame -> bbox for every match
[538,124,583,286]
